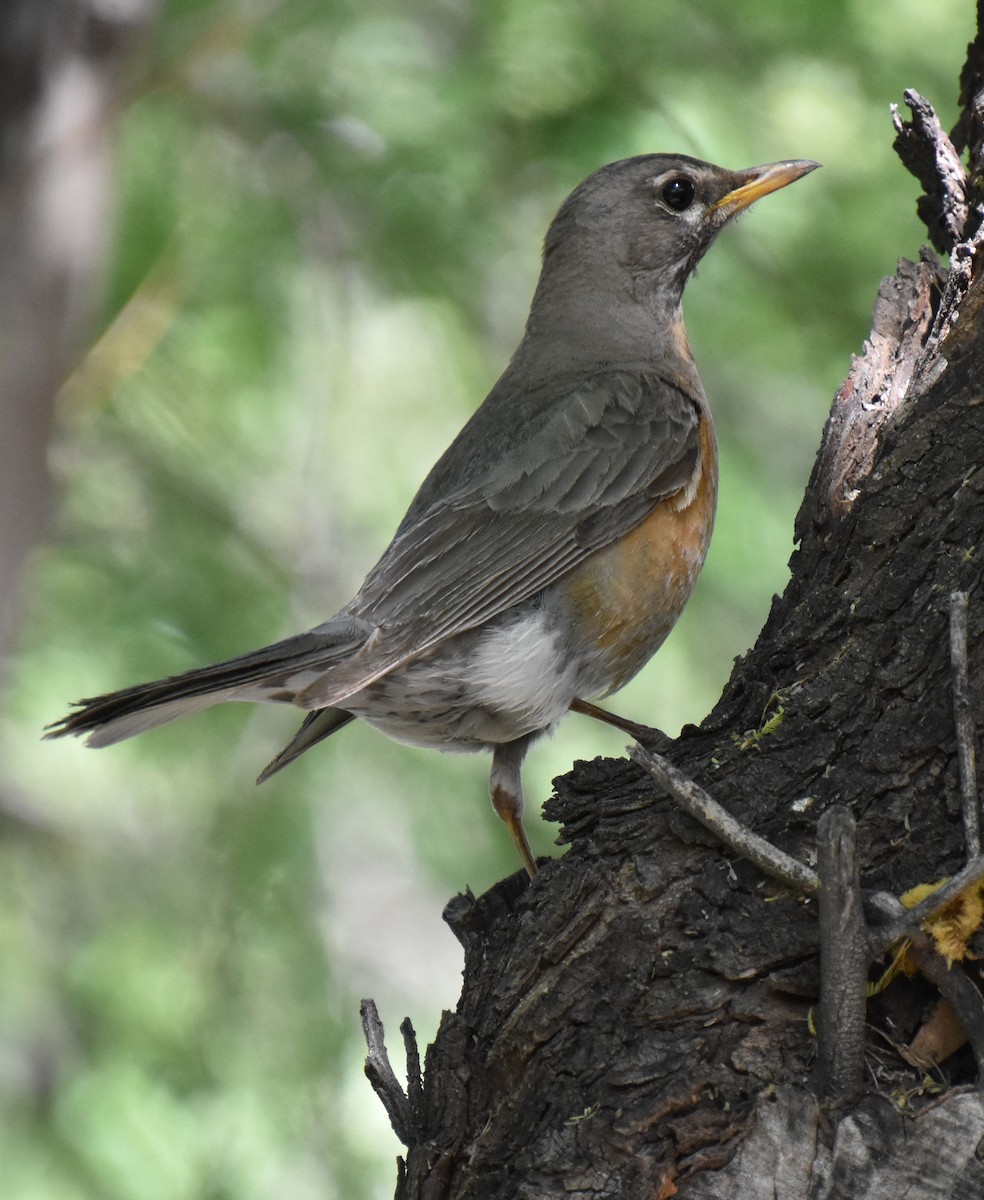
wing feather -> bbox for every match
[307,369,705,705]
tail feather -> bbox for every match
[256,708,355,783]
[74,693,238,748]
[46,618,373,746]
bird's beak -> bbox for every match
[712,159,820,220]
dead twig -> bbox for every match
[814,807,868,1097]
[401,1016,424,1122]
[361,999,413,1146]
[867,856,984,959]
[629,743,819,895]
[950,590,981,860]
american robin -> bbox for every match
[48,154,818,877]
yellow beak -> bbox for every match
[712,159,820,219]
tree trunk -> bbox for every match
[366,13,984,1199]
[0,0,155,649]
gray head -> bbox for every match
[516,154,819,371]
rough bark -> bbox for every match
[366,13,984,1199]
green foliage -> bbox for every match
[0,0,971,1194]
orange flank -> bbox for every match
[563,412,718,694]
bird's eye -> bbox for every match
[661,177,695,212]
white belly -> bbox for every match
[341,606,584,752]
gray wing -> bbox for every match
[310,369,704,704]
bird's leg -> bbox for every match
[570,697,659,742]
[489,736,538,878]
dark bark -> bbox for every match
[366,13,984,1199]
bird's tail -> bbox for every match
[45,618,372,748]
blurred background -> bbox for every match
[0,0,970,1195]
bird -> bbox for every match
[48,153,818,878]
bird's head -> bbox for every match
[542,153,819,304]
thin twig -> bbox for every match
[950,590,980,859]
[867,854,984,959]
[629,732,984,986]
[815,807,868,1096]
[630,744,819,895]
[361,999,412,1146]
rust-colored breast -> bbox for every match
[562,410,718,696]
